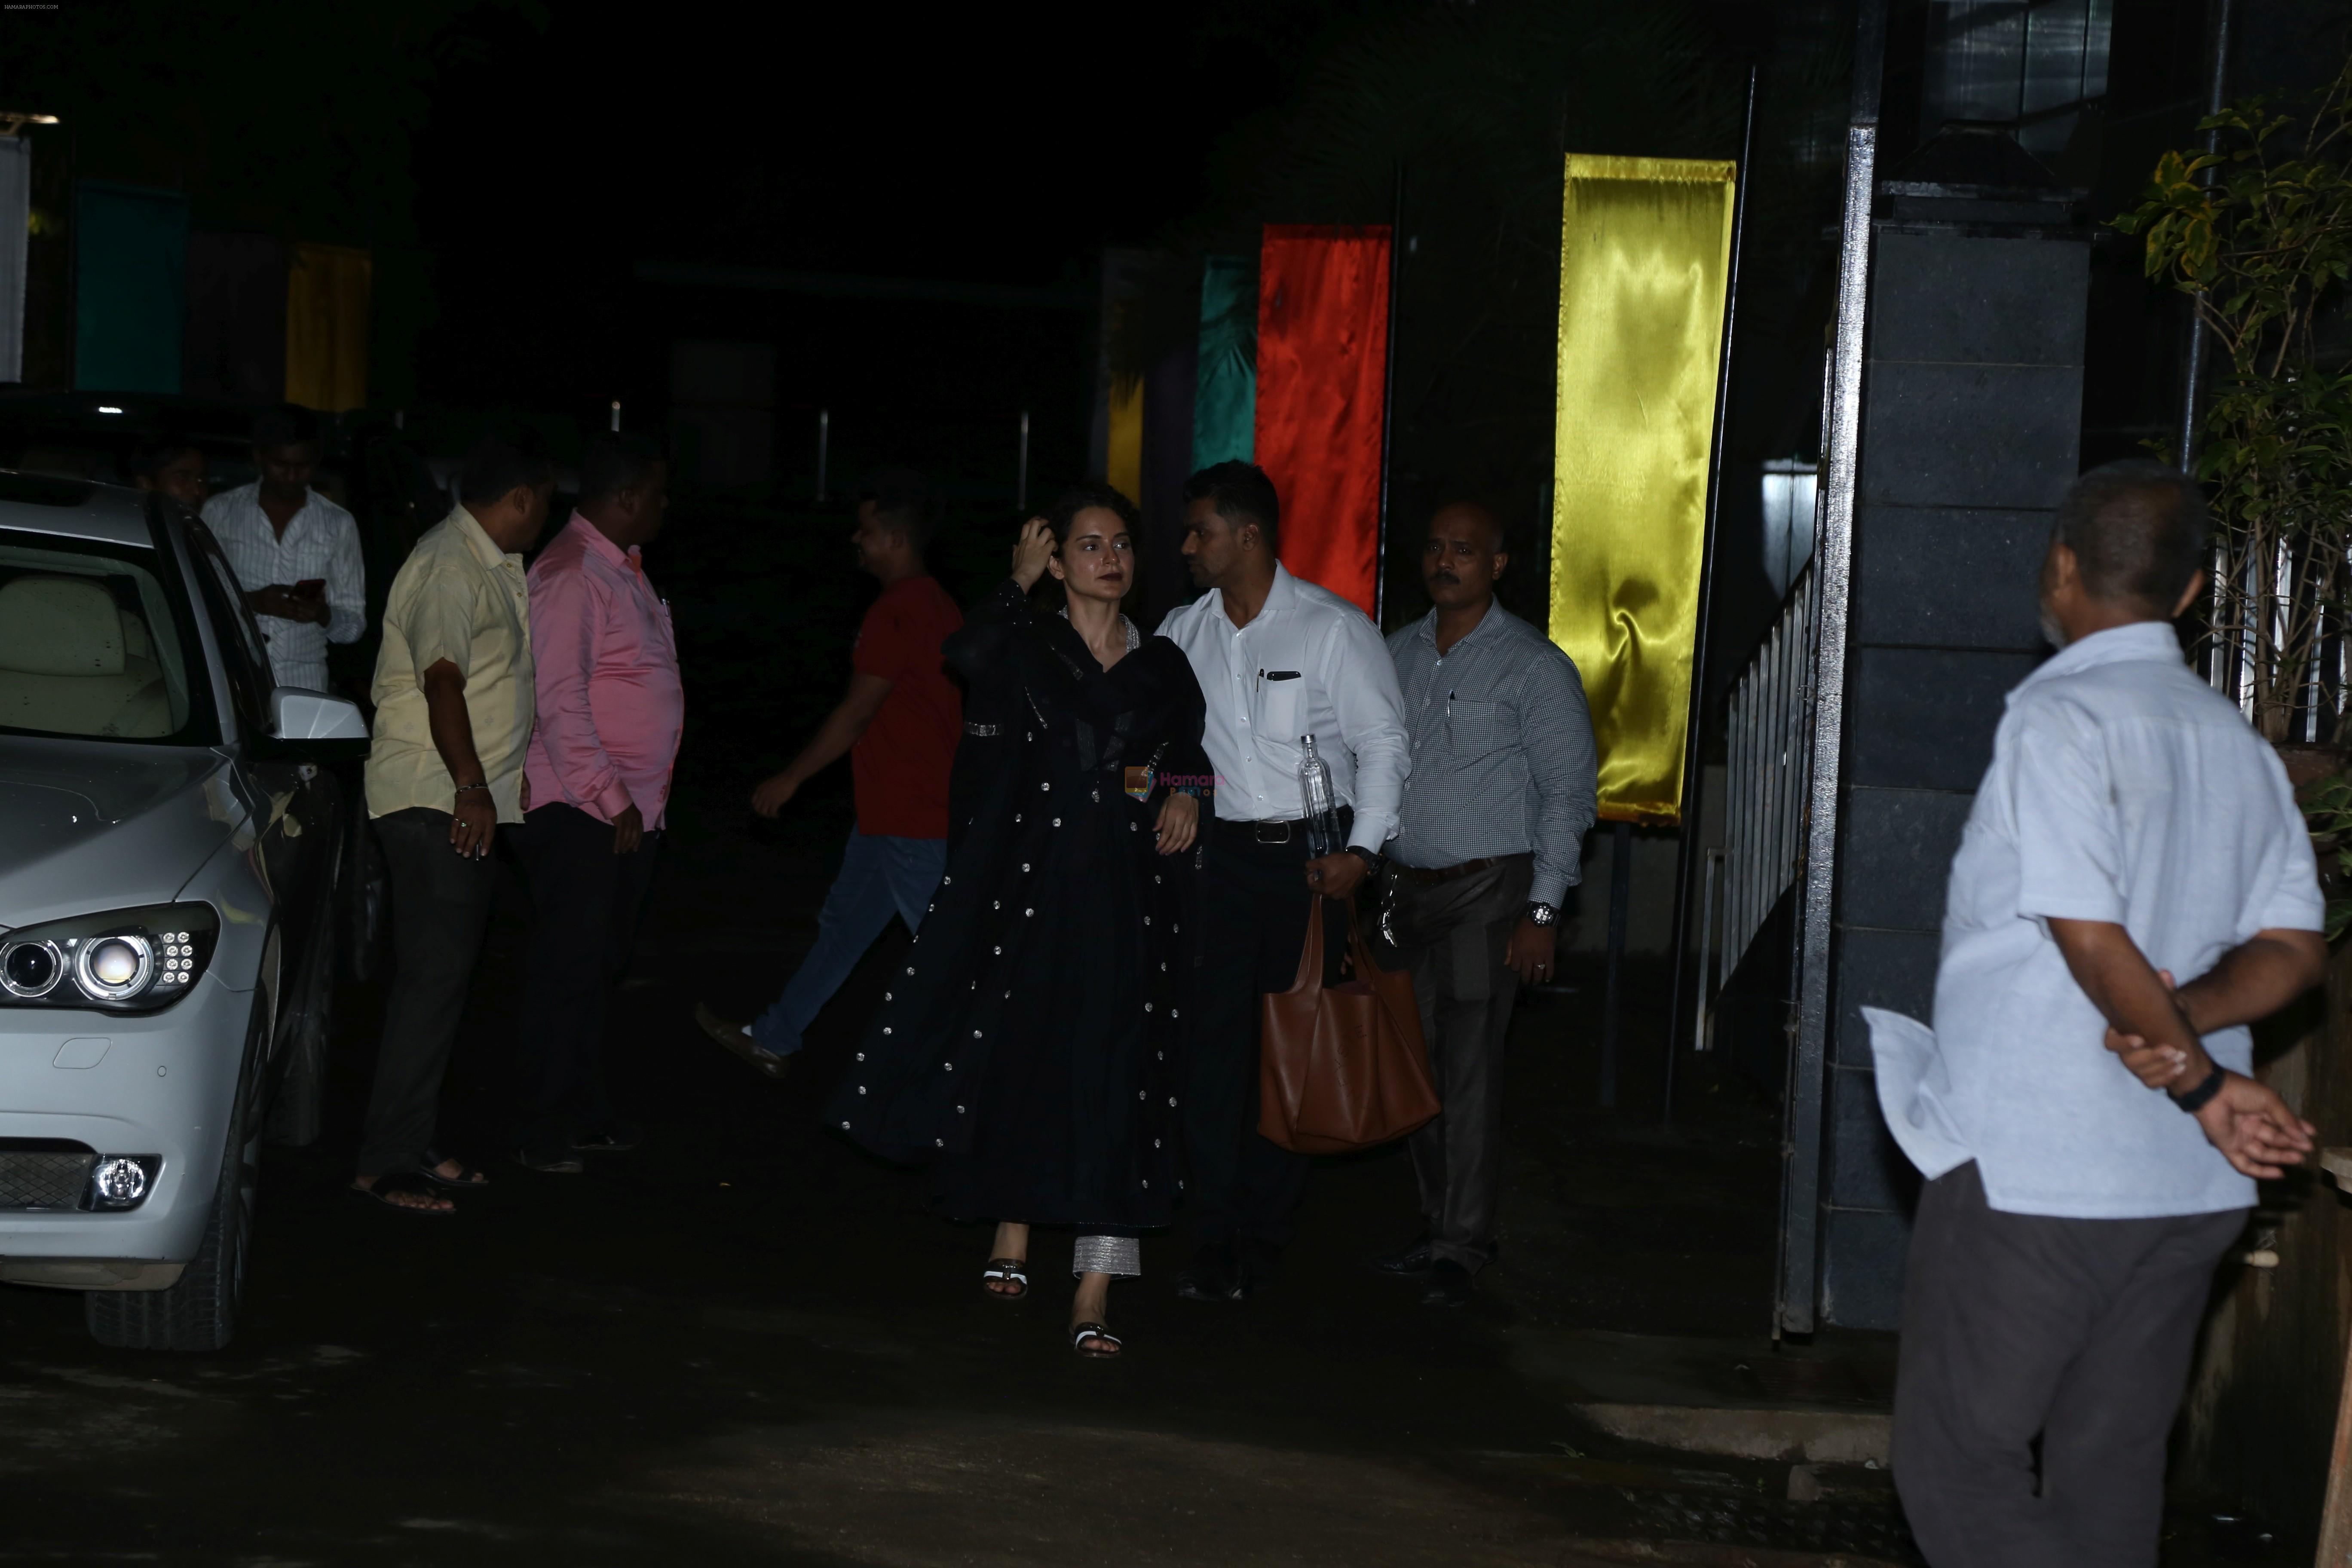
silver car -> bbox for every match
[0,473,367,1350]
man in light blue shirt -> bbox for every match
[1871,461,2323,1567]
[1375,500,1595,1306]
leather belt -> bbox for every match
[1217,816,1308,845]
[1388,856,1507,885]
[1215,806,1351,846]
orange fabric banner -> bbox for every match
[1254,225,1390,616]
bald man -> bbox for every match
[1375,500,1596,1305]
[1879,460,2324,1567]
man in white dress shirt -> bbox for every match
[1157,461,1410,1301]
[201,404,365,692]
[1873,461,2323,1567]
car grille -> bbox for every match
[0,1149,93,1209]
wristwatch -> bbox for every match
[2173,1063,2226,1114]
[1346,845,1383,875]
[1525,902,1559,927]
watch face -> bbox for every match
[1528,904,1556,926]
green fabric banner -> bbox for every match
[1191,254,1256,472]
[74,182,188,393]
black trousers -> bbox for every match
[358,808,499,1177]
[1892,1161,2245,1568]
[509,802,660,1148]
[1388,854,1531,1273]
[1183,823,1346,1253]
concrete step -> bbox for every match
[1511,1327,1897,1465]
[1564,1540,1907,1568]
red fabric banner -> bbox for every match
[1254,225,1390,616]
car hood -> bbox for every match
[0,737,244,929]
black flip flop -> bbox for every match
[982,1258,1030,1300]
[350,1170,455,1215]
[413,1148,491,1189]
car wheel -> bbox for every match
[85,1002,263,1353]
[265,911,337,1148]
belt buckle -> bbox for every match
[1253,820,1291,845]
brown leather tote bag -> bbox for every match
[1257,895,1440,1155]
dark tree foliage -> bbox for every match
[0,2,534,244]
[0,1,537,397]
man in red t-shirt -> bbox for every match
[695,471,964,1076]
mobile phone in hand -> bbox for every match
[294,579,326,598]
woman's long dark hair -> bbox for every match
[1032,483,1142,612]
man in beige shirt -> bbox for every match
[354,432,552,1213]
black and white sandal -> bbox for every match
[981,1258,1029,1299]
[1070,1322,1123,1358]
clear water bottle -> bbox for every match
[1297,733,1340,857]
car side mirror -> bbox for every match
[255,687,371,763]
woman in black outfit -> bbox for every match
[830,484,1207,1357]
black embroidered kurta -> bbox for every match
[829,579,1208,1230]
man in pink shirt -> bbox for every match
[511,435,684,1170]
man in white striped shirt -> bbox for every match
[202,404,366,692]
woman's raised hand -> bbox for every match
[1011,518,1055,590]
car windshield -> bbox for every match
[0,527,209,744]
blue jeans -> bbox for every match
[751,830,946,1057]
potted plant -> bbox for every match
[2117,66,2352,1539]
[2116,57,2352,755]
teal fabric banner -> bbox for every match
[74,182,187,393]
[1191,254,1256,471]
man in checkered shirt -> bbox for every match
[201,404,365,692]
[1375,499,1596,1307]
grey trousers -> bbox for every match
[358,808,499,1178]
[1892,1161,2245,1568]
[1387,854,1532,1273]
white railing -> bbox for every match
[2203,533,2349,742]
[1706,563,1818,1022]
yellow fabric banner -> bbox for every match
[285,242,372,413]
[1549,155,1735,826]
[1106,375,1144,506]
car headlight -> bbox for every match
[0,904,219,1012]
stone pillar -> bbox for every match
[1815,176,2086,1328]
